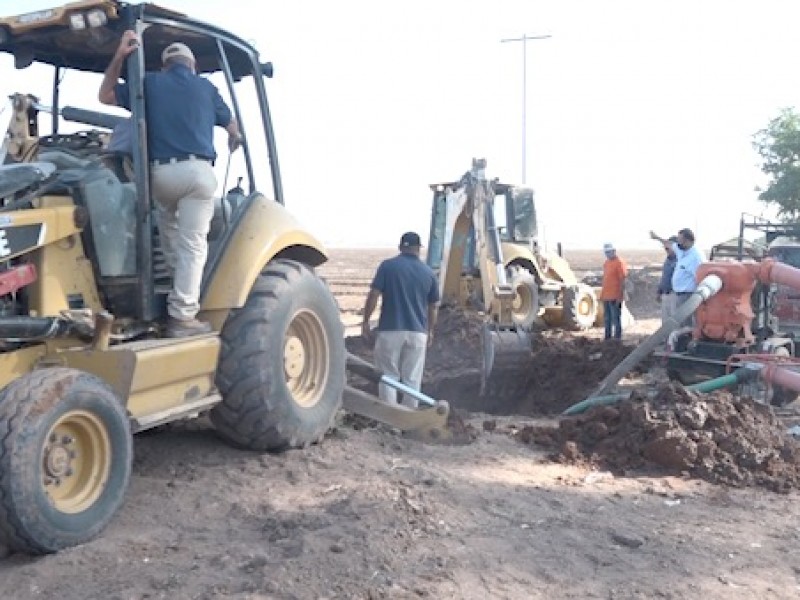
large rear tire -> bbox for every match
[211,259,346,451]
[507,265,539,331]
[0,368,132,554]
[563,283,598,330]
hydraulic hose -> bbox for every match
[0,316,90,342]
[590,274,724,398]
[346,352,437,407]
[563,368,753,416]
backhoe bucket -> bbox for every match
[480,326,533,395]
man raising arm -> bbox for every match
[99,32,242,337]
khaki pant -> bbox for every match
[674,291,695,327]
[373,331,428,408]
[151,159,217,320]
[660,293,677,324]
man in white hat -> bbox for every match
[599,242,628,340]
[99,31,242,337]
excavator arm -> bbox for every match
[438,158,516,324]
[436,159,532,391]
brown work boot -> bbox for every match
[166,317,212,338]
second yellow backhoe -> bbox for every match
[425,159,598,387]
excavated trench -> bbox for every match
[345,305,800,492]
[346,306,638,416]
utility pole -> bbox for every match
[500,33,551,184]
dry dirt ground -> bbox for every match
[2,249,800,600]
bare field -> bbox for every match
[318,248,665,333]
[3,247,800,600]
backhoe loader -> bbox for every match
[426,165,598,333]
[0,0,448,556]
[425,160,598,387]
[424,159,531,391]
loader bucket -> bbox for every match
[480,326,533,395]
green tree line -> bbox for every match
[754,107,800,220]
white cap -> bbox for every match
[161,42,195,64]
[603,243,615,252]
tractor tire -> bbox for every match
[563,283,598,331]
[507,266,539,331]
[211,259,346,451]
[0,368,132,554]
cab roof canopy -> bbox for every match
[0,0,259,78]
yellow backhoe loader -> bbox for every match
[0,0,447,555]
[427,163,598,333]
[425,160,598,384]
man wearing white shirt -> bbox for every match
[650,228,705,323]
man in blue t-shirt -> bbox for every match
[99,31,242,338]
[362,232,440,408]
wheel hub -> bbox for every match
[284,335,306,379]
[41,410,111,514]
[44,444,72,479]
[284,310,329,408]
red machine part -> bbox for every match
[0,263,37,295]
[694,258,800,346]
[694,261,759,345]
[728,353,800,397]
[761,361,800,393]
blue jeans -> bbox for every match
[604,300,622,339]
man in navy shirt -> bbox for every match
[99,31,241,337]
[362,232,440,408]
[656,236,678,324]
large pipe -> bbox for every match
[756,258,800,290]
[590,274,724,397]
[346,353,436,407]
[762,363,800,393]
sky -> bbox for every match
[1,0,799,252]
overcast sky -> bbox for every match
[2,0,798,251]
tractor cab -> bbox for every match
[426,179,537,272]
[0,0,313,329]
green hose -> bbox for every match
[562,371,745,416]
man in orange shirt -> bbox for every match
[599,242,628,340]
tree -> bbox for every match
[753,107,800,220]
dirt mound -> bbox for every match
[348,306,639,417]
[525,383,800,492]
[583,265,662,319]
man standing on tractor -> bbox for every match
[361,232,440,408]
[99,30,242,337]
[599,242,628,340]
